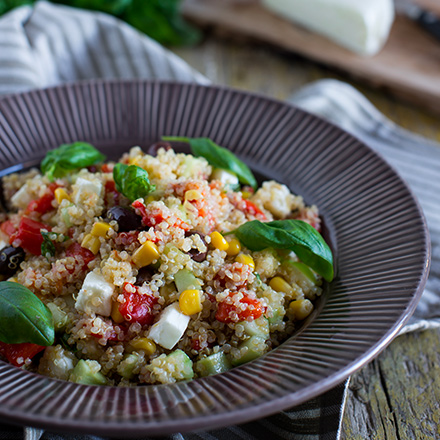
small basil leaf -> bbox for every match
[233,220,334,282]
[41,142,106,181]
[0,281,55,346]
[41,231,67,259]
[163,136,257,190]
[113,163,156,202]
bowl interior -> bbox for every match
[0,80,429,436]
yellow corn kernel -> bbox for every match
[111,301,124,324]
[184,190,202,202]
[241,191,252,200]
[129,157,142,166]
[289,299,313,321]
[269,276,295,295]
[54,188,71,204]
[210,231,229,251]
[129,338,156,355]
[7,277,18,283]
[226,238,241,256]
[145,195,155,204]
[81,234,101,255]
[90,221,112,238]
[179,289,203,316]
[132,241,159,268]
[235,253,255,270]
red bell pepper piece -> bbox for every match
[9,217,50,255]
[119,282,158,326]
[216,291,264,324]
[0,220,17,237]
[65,242,95,272]
[0,341,46,367]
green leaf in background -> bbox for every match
[122,0,201,46]
[233,219,334,282]
[54,0,131,15]
[41,231,68,259]
[113,163,156,202]
[0,281,55,346]
[41,142,106,181]
[0,0,33,15]
[163,136,258,190]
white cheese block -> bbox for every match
[0,239,8,249]
[148,302,190,350]
[10,185,33,209]
[211,168,239,188]
[73,177,103,204]
[262,0,395,56]
[75,271,114,316]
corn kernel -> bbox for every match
[132,241,159,267]
[90,221,112,238]
[129,157,142,166]
[111,301,124,324]
[235,253,255,270]
[81,234,101,255]
[184,190,202,201]
[289,299,313,320]
[210,231,229,251]
[179,289,203,315]
[54,188,71,204]
[269,277,294,295]
[226,238,241,256]
[145,195,155,204]
[7,277,18,283]
[242,191,252,200]
[129,337,156,355]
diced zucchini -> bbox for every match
[240,316,270,338]
[231,336,268,366]
[166,349,194,380]
[196,352,232,377]
[288,261,321,286]
[46,302,69,331]
[69,359,107,386]
[117,353,141,380]
[174,268,201,293]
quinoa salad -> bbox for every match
[0,138,333,386]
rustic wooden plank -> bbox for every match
[182,0,440,115]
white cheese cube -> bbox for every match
[75,271,114,316]
[148,303,190,350]
[73,177,103,204]
[11,185,33,209]
[0,239,8,249]
[262,0,395,56]
[252,181,296,219]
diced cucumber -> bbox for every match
[174,268,201,293]
[240,316,270,338]
[266,305,285,326]
[231,336,268,366]
[289,261,321,286]
[196,352,232,377]
[166,349,194,380]
[46,302,69,331]
[69,359,107,386]
[117,353,141,380]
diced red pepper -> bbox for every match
[241,200,266,220]
[9,217,49,255]
[65,242,95,272]
[216,291,264,324]
[119,282,159,326]
[0,341,46,367]
[0,220,17,237]
[101,164,113,173]
[104,180,120,206]
[25,183,58,215]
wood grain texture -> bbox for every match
[171,36,440,439]
[182,0,440,115]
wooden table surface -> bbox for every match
[172,35,440,439]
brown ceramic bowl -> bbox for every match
[0,80,430,436]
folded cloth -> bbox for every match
[0,2,437,440]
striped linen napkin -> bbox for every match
[0,2,438,440]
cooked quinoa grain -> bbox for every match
[0,142,325,386]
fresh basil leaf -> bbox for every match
[233,220,334,282]
[41,231,67,259]
[163,136,257,190]
[113,163,156,202]
[41,142,106,181]
[0,281,54,346]
[53,0,131,15]
[0,0,33,15]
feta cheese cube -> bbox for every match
[11,185,33,209]
[75,271,114,316]
[73,177,103,204]
[262,0,394,56]
[148,302,190,350]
